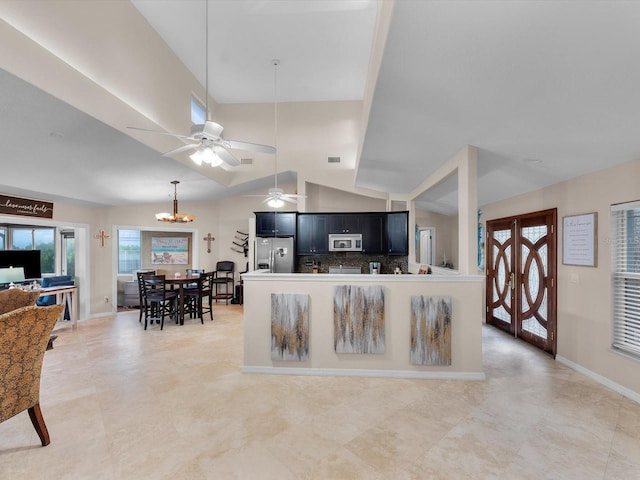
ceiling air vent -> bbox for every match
[240,158,253,165]
[327,156,341,164]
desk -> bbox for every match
[165,275,200,326]
[38,285,78,329]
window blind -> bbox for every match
[611,201,640,358]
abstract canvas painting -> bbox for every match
[334,285,385,354]
[410,295,451,365]
[271,293,309,361]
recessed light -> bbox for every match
[50,131,64,139]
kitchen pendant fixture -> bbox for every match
[155,180,195,223]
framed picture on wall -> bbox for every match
[151,237,189,264]
[562,212,597,267]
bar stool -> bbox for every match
[212,261,234,304]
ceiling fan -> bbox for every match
[246,59,306,208]
[127,0,275,168]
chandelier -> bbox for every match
[155,180,195,223]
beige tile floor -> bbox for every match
[1,305,639,479]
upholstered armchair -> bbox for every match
[0,304,64,446]
[0,288,40,315]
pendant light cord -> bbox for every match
[205,0,209,120]
[273,59,279,190]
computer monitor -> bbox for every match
[0,266,26,284]
[0,250,42,279]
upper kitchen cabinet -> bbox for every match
[328,214,360,234]
[360,213,385,254]
[386,211,409,255]
[255,212,297,237]
[297,214,328,254]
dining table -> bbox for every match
[164,274,201,325]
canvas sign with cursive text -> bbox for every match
[0,194,53,219]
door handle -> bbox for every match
[510,272,515,290]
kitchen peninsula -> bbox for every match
[242,270,484,379]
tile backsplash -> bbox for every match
[297,252,408,274]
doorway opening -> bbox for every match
[416,227,435,265]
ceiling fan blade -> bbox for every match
[227,139,276,154]
[162,143,199,157]
[126,125,195,141]
[281,196,298,204]
[215,147,240,167]
[282,193,308,199]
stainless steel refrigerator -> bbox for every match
[255,237,295,273]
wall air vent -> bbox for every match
[327,156,341,164]
[240,158,253,165]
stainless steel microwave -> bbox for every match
[328,233,362,252]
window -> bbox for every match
[10,227,55,274]
[118,229,141,274]
[191,96,206,125]
[61,230,75,278]
[0,227,5,249]
[611,200,640,359]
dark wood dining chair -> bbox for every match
[186,268,205,276]
[184,271,214,322]
[141,275,177,330]
[183,269,205,312]
[136,270,155,324]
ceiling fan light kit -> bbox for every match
[189,144,223,166]
[156,180,195,223]
[267,197,285,208]
[266,188,286,208]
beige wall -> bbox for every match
[481,158,640,396]
[304,183,387,212]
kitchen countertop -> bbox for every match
[243,270,483,283]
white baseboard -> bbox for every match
[242,366,486,381]
[556,355,640,404]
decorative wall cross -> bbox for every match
[94,229,111,248]
[203,233,215,253]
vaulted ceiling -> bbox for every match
[1,1,639,214]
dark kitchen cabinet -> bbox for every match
[328,214,360,234]
[255,212,297,237]
[386,211,409,255]
[361,214,385,254]
[297,214,328,254]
